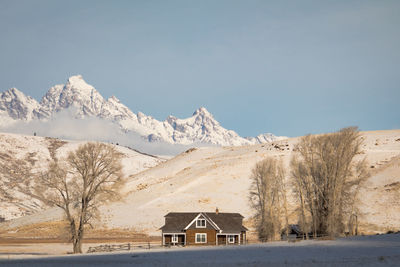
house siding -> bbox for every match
[186,229,217,246]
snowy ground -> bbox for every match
[0,132,163,221]
[1,234,400,266]
[1,130,399,236]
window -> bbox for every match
[228,235,235,244]
[172,235,178,243]
[195,233,207,243]
[196,219,206,228]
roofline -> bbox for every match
[183,212,221,231]
[164,212,244,218]
[202,213,221,231]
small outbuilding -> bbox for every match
[160,210,247,246]
[281,224,305,241]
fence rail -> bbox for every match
[87,242,162,253]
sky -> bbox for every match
[0,0,399,137]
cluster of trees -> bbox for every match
[250,127,369,240]
[249,157,288,241]
[0,143,125,253]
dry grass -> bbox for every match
[0,221,159,243]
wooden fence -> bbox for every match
[87,242,161,253]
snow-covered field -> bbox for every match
[1,234,400,266]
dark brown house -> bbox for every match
[160,211,247,246]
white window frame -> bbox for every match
[196,219,206,228]
[195,233,207,244]
[228,235,235,244]
[172,235,178,243]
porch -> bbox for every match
[217,233,243,245]
[162,233,186,246]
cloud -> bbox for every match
[0,108,199,156]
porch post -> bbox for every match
[162,234,165,246]
[238,233,241,245]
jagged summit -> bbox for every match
[108,95,120,103]
[192,107,212,117]
[0,87,40,121]
[0,75,282,146]
[66,75,96,92]
[6,87,22,95]
[3,87,31,101]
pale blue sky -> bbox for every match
[0,0,399,137]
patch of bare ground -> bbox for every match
[45,137,67,160]
[384,181,400,192]
[369,155,400,174]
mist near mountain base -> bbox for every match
[0,108,199,156]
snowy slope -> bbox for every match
[0,75,282,146]
[2,130,399,237]
[0,132,163,220]
[95,130,400,235]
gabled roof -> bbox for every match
[184,213,220,231]
[204,212,248,232]
[160,212,247,233]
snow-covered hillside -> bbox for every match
[0,75,283,146]
[2,130,399,237]
[0,132,163,220]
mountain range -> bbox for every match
[0,75,283,146]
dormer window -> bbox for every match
[196,218,206,228]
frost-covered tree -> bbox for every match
[291,127,368,237]
[249,157,288,241]
[34,143,125,253]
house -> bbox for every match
[160,210,247,246]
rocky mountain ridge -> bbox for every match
[0,75,284,146]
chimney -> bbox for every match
[215,207,219,215]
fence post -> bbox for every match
[128,243,131,251]
[148,242,150,249]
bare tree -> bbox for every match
[249,157,288,241]
[34,142,125,253]
[291,127,369,238]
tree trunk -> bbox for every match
[73,237,83,254]
[69,217,83,254]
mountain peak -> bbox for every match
[0,87,40,121]
[2,87,36,104]
[193,107,212,117]
[5,87,24,97]
[66,75,93,91]
[1,76,280,146]
[108,95,120,103]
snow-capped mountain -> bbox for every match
[0,75,283,146]
[246,133,287,144]
[0,88,40,123]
